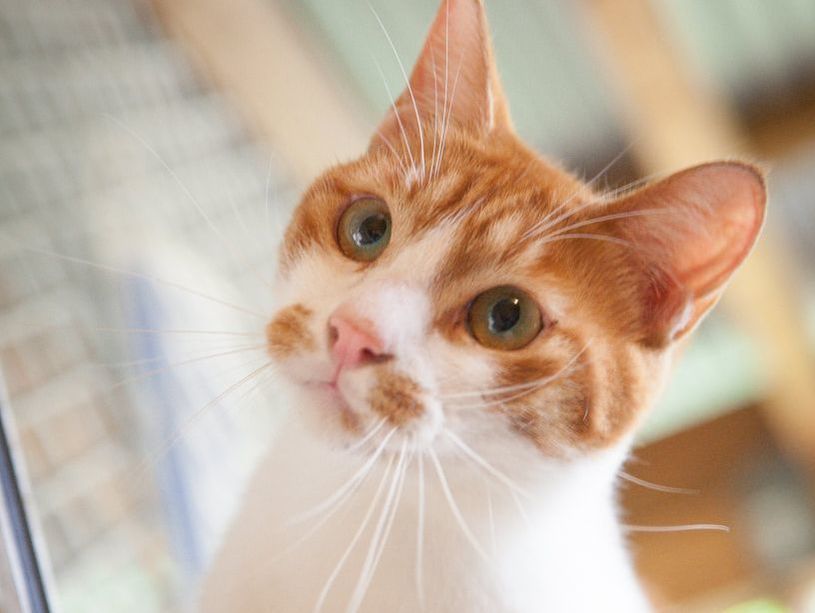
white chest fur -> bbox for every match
[200,419,650,613]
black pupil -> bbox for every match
[489,297,521,334]
[354,213,388,246]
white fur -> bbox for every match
[200,414,649,612]
[200,227,653,612]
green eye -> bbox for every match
[468,286,542,350]
[337,197,392,262]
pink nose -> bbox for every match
[328,312,388,370]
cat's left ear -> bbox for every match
[371,0,512,154]
[605,161,766,347]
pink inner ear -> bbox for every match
[668,165,766,298]
[615,162,766,344]
[410,0,490,125]
[372,0,511,152]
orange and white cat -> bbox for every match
[201,1,765,611]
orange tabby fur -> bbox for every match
[205,2,766,611]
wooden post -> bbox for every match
[150,0,371,185]
[583,0,815,467]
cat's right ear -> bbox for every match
[370,0,512,156]
[604,161,766,348]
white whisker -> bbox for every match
[625,523,729,533]
[372,58,417,178]
[314,453,396,613]
[346,439,410,613]
[22,245,267,319]
[375,128,410,176]
[369,4,426,182]
[435,54,464,181]
[105,115,272,289]
[444,348,589,410]
[345,418,388,455]
[486,484,497,557]
[290,427,398,526]
[528,208,667,243]
[429,50,440,185]
[522,144,635,242]
[272,423,393,564]
[428,449,490,563]
[108,344,267,391]
[511,489,532,529]
[444,430,530,499]
[442,346,589,400]
[96,326,261,338]
[539,233,635,249]
[133,361,275,482]
[415,445,426,610]
[619,472,698,495]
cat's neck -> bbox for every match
[202,418,650,612]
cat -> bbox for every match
[200,0,765,611]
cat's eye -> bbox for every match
[468,286,543,350]
[337,197,392,262]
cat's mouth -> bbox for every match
[296,379,366,436]
[305,380,356,414]
[301,368,427,432]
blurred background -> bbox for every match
[0,0,813,611]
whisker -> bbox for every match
[600,169,673,201]
[369,3,426,182]
[511,489,532,530]
[415,444,426,610]
[96,326,262,338]
[271,425,392,564]
[444,348,589,410]
[443,430,530,499]
[107,344,267,392]
[429,50,440,186]
[21,245,267,319]
[105,115,272,289]
[314,453,397,613]
[132,361,275,483]
[625,523,730,534]
[428,449,490,564]
[289,427,398,526]
[372,58,417,178]
[94,343,263,370]
[435,54,464,182]
[538,233,635,249]
[375,128,410,177]
[522,143,635,242]
[486,483,497,557]
[432,0,451,182]
[619,472,699,495]
[265,154,275,240]
[345,419,388,454]
[347,438,410,613]
[442,348,588,400]
[528,208,668,243]
[225,183,259,251]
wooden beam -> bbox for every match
[150,0,370,185]
[583,0,815,467]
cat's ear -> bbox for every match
[607,162,766,347]
[371,0,511,153]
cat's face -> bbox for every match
[265,0,765,462]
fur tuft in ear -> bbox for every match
[608,161,766,347]
[372,0,511,156]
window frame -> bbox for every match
[0,373,54,613]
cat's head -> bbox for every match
[266,0,765,465]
